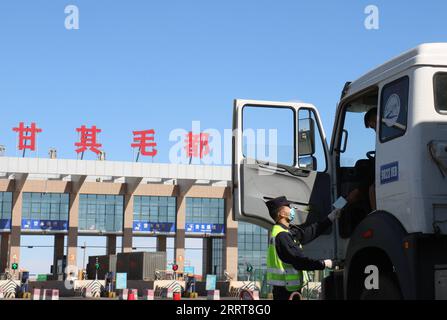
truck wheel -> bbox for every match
[360,273,402,300]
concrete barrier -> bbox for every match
[251,290,260,300]
[239,289,260,300]
[143,289,154,300]
[3,291,16,299]
[28,281,73,297]
[130,289,138,300]
[162,287,173,299]
[85,287,101,298]
[173,292,181,300]
[207,290,220,300]
[0,290,15,299]
[45,289,59,300]
[32,289,41,300]
[0,280,19,299]
[0,280,20,290]
[229,281,261,299]
[119,288,129,300]
[154,280,184,299]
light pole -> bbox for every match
[95,257,99,280]
[82,241,86,272]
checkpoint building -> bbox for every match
[0,156,268,281]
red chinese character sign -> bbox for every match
[12,122,42,156]
[184,132,210,160]
[131,129,157,161]
[7,121,223,164]
[75,125,102,156]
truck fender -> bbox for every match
[343,211,417,299]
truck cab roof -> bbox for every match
[344,43,447,99]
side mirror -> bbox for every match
[298,155,317,171]
[298,118,315,156]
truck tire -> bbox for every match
[359,273,402,300]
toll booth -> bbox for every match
[50,255,66,280]
[86,255,117,280]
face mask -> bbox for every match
[288,207,296,222]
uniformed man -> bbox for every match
[265,196,341,300]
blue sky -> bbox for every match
[1,0,446,275]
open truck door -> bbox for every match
[232,99,336,259]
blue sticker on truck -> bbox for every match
[380,162,399,184]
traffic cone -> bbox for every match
[173,292,181,300]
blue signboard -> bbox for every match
[380,162,399,185]
[185,223,225,235]
[205,275,217,291]
[0,219,11,230]
[184,266,195,275]
[21,219,68,231]
[132,221,175,233]
[116,273,127,290]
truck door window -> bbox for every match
[339,99,377,168]
[298,109,327,172]
[242,106,295,166]
[379,76,409,142]
[434,72,447,113]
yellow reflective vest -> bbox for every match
[267,224,309,292]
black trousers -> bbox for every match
[272,286,301,300]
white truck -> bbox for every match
[232,43,447,299]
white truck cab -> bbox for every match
[232,43,447,299]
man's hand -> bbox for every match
[323,259,334,269]
[328,208,342,222]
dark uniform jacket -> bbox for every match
[274,218,332,271]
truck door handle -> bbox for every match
[258,164,287,173]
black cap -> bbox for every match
[265,196,292,220]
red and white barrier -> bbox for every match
[119,289,129,300]
[84,287,100,298]
[85,288,92,298]
[32,289,41,300]
[128,289,138,300]
[143,289,154,300]
[251,290,260,300]
[45,289,59,300]
[207,290,220,300]
[162,287,173,299]
[173,292,181,300]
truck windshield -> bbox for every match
[434,73,447,112]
